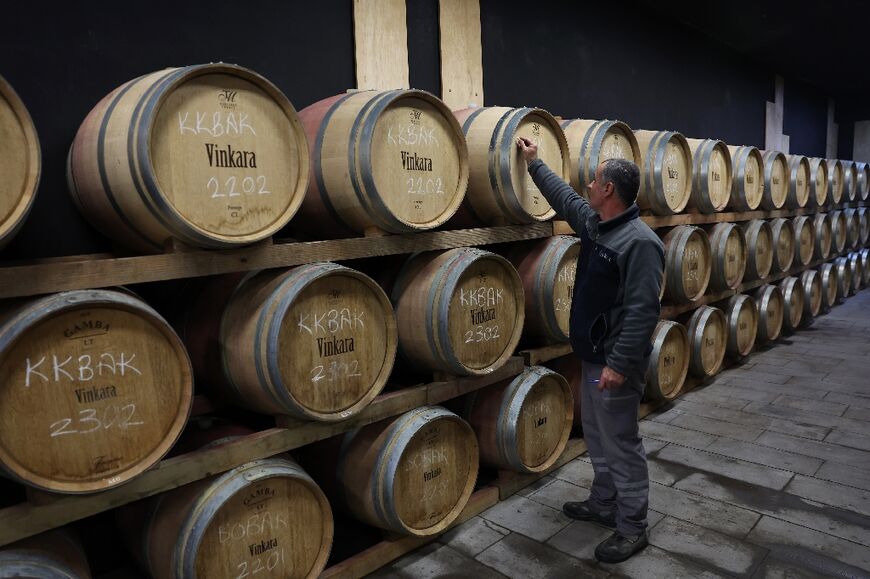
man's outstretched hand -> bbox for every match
[516,137,538,165]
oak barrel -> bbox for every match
[844,208,861,250]
[778,276,805,333]
[0,289,192,493]
[0,74,40,250]
[68,64,308,252]
[722,294,758,358]
[506,236,580,344]
[813,213,832,259]
[0,529,91,578]
[337,406,478,536]
[685,138,732,212]
[544,355,582,429]
[799,269,822,326]
[452,106,568,225]
[843,160,858,202]
[859,207,869,246]
[754,284,784,343]
[834,257,852,303]
[183,263,397,421]
[683,306,727,377]
[662,225,712,302]
[818,263,839,312]
[861,248,870,286]
[742,219,774,280]
[770,217,795,273]
[808,157,829,207]
[830,210,847,254]
[466,366,573,473]
[792,215,815,267]
[786,155,811,208]
[561,119,641,192]
[705,222,747,291]
[634,130,693,215]
[646,320,690,401]
[760,150,788,210]
[858,161,870,201]
[828,158,844,205]
[848,252,863,294]
[726,145,763,211]
[295,89,467,236]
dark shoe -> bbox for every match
[594,531,649,563]
[561,501,616,528]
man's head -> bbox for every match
[588,158,641,216]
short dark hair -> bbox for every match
[599,158,640,206]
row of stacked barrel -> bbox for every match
[2,63,868,254]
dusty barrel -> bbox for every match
[843,160,858,202]
[0,529,91,578]
[742,219,774,280]
[834,257,852,303]
[452,106,568,225]
[124,455,333,579]
[183,263,397,421]
[818,262,839,312]
[646,320,690,401]
[705,222,746,290]
[830,210,847,254]
[760,150,788,210]
[506,236,580,344]
[634,130,693,215]
[0,75,40,250]
[683,306,727,377]
[662,225,711,302]
[754,284,784,343]
[858,161,870,201]
[848,252,863,294]
[792,215,815,267]
[770,217,795,273]
[465,366,573,473]
[786,155,811,208]
[685,138,732,212]
[844,208,861,250]
[392,248,524,376]
[861,248,870,286]
[544,355,581,427]
[828,158,844,205]
[337,406,478,536]
[808,157,829,207]
[778,276,805,333]
[799,269,822,326]
[68,64,309,253]
[813,213,832,259]
[0,289,192,493]
[561,119,641,192]
[296,90,467,237]
[726,145,763,211]
[859,208,869,245]
[722,293,758,358]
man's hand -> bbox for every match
[598,366,625,391]
[516,137,538,165]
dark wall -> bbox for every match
[782,79,829,159]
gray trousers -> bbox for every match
[580,361,649,536]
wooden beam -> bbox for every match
[520,342,572,366]
[439,0,483,110]
[353,0,409,90]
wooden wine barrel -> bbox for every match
[392,248,524,376]
[791,215,815,267]
[0,529,91,579]
[843,160,858,202]
[760,150,788,210]
[770,217,795,273]
[183,263,397,421]
[813,213,832,259]
[742,219,774,280]
[818,263,839,312]
[778,276,805,333]
[828,159,844,205]
[799,269,822,326]
[858,161,870,201]
[861,248,870,286]
[0,75,40,251]
[124,454,333,579]
[683,306,727,377]
[808,157,829,207]
[705,222,747,290]
[834,257,852,303]
[754,284,784,343]
[634,130,693,215]
[646,320,689,401]
[848,252,863,294]
[859,207,870,246]
[830,210,847,254]
[561,119,641,193]
[68,64,308,253]
[452,106,567,225]
[295,90,467,237]
[544,354,581,428]
[685,138,732,212]
[722,294,758,358]
[726,145,763,211]
[786,155,811,208]
[662,225,712,302]
[844,209,861,250]
[506,236,580,344]
[337,406,478,536]
[466,366,573,473]
[0,289,192,493]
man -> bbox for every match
[516,137,664,563]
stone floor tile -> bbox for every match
[475,532,608,579]
[824,390,870,410]
[646,452,684,486]
[844,406,870,421]
[717,377,830,400]
[720,368,792,384]
[672,398,776,428]
[678,389,751,410]
[710,384,781,404]
[669,413,765,442]
[813,460,870,491]
[639,420,719,448]
[526,478,587,511]
[755,430,870,470]
[784,474,870,517]
[643,437,669,454]
[479,495,571,542]
[438,516,510,558]
[515,475,554,498]
[764,418,832,441]
[655,443,795,490]
[824,428,870,452]
[749,555,830,579]
[781,360,837,378]
[551,457,594,488]
[646,405,686,424]
[369,543,508,579]
[601,544,729,578]
[705,438,824,476]
[546,520,615,561]
[648,481,761,538]
[743,402,869,435]
[771,394,848,416]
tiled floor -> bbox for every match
[374,289,870,578]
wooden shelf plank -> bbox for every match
[0,224,553,299]
[520,342,572,365]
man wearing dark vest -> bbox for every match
[517,137,664,563]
